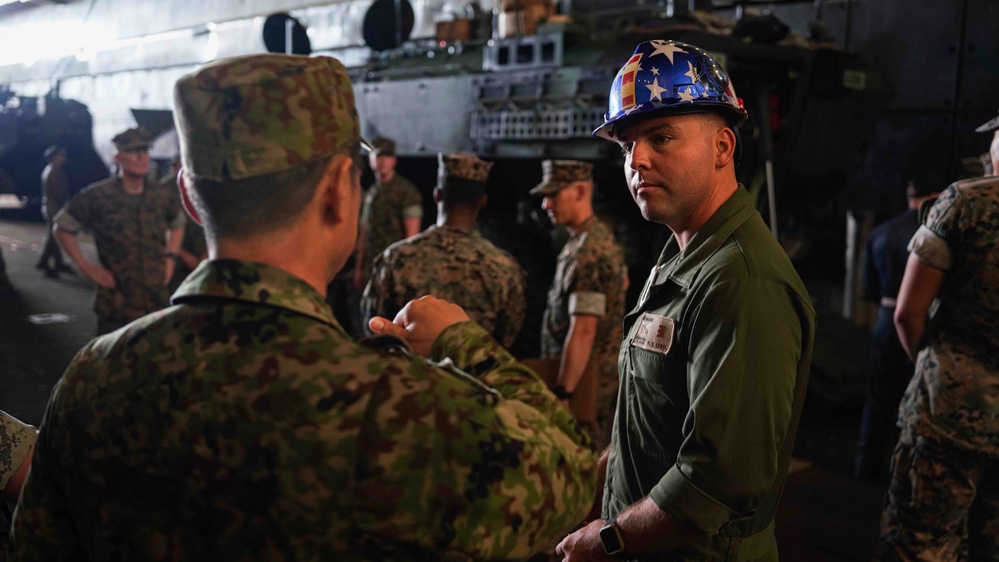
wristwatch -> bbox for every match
[552,384,574,400]
[165,252,180,260]
[599,517,626,556]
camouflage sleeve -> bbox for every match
[910,185,961,270]
[359,253,395,327]
[567,252,613,317]
[0,411,35,492]
[54,191,93,234]
[9,384,82,560]
[497,263,526,349]
[417,321,598,558]
[401,183,423,220]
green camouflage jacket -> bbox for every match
[361,225,526,348]
[360,175,423,279]
[11,260,597,561]
[54,176,186,332]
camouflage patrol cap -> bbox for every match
[173,54,361,182]
[112,127,153,152]
[371,137,396,157]
[438,153,492,200]
[439,153,492,185]
[529,160,593,196]
[975,108,999,133]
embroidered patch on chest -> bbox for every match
[631,312,675,354]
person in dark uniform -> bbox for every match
[854,180,938,480]
[37,145,72,277]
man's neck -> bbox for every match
[437,205,477,232]
[566,213,594,235]
[672,179,738,250]
[119,173,145,194]
[377,171,396,185]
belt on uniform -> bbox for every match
[880,297,897,308]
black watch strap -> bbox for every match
[552,384,574,400]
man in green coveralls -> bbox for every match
[557,40,816,562]
[10,54,597,561]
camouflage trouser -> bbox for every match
[881,427,999,561]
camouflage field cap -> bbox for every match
[173,54,361,182]
[371,137,396,157]
[439,153,492,184]
[976,108,999,133]
[112,127,153,152]
[529,160,593,196]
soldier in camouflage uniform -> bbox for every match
[882,109,999,561]
[353,136,423,289]
[534,160,627,449]
[10,54,598,562]
[53,126,186,335]
[361,152,526,347]
[37,145,71,276]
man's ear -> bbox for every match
[433,186,443,204]
[177,169,203,226]
[715,127,737,168]
[323,154,357,223]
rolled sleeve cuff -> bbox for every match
[53,210,83,235]
[168,211,187,231]
[650,465,735,535]
[568,291,606,317]
[908,225,952,271]
[402,205,423,220]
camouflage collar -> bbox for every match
[172,260,341,329]
[568,215,598,237]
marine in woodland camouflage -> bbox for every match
[362,225,527,348]
[10,261,597,561]
[360,174,424,279]
[897,176,999,456]
[53,175,186,334]
[542,216,627,445]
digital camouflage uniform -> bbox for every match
[54,135,186,334]
[1,411,35,559]
[360,174,423,280]
[362,153,526,348]
[10,54,598,562]
[0,411,34,492]
[537,161,627,448]
[881,176,999,561]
